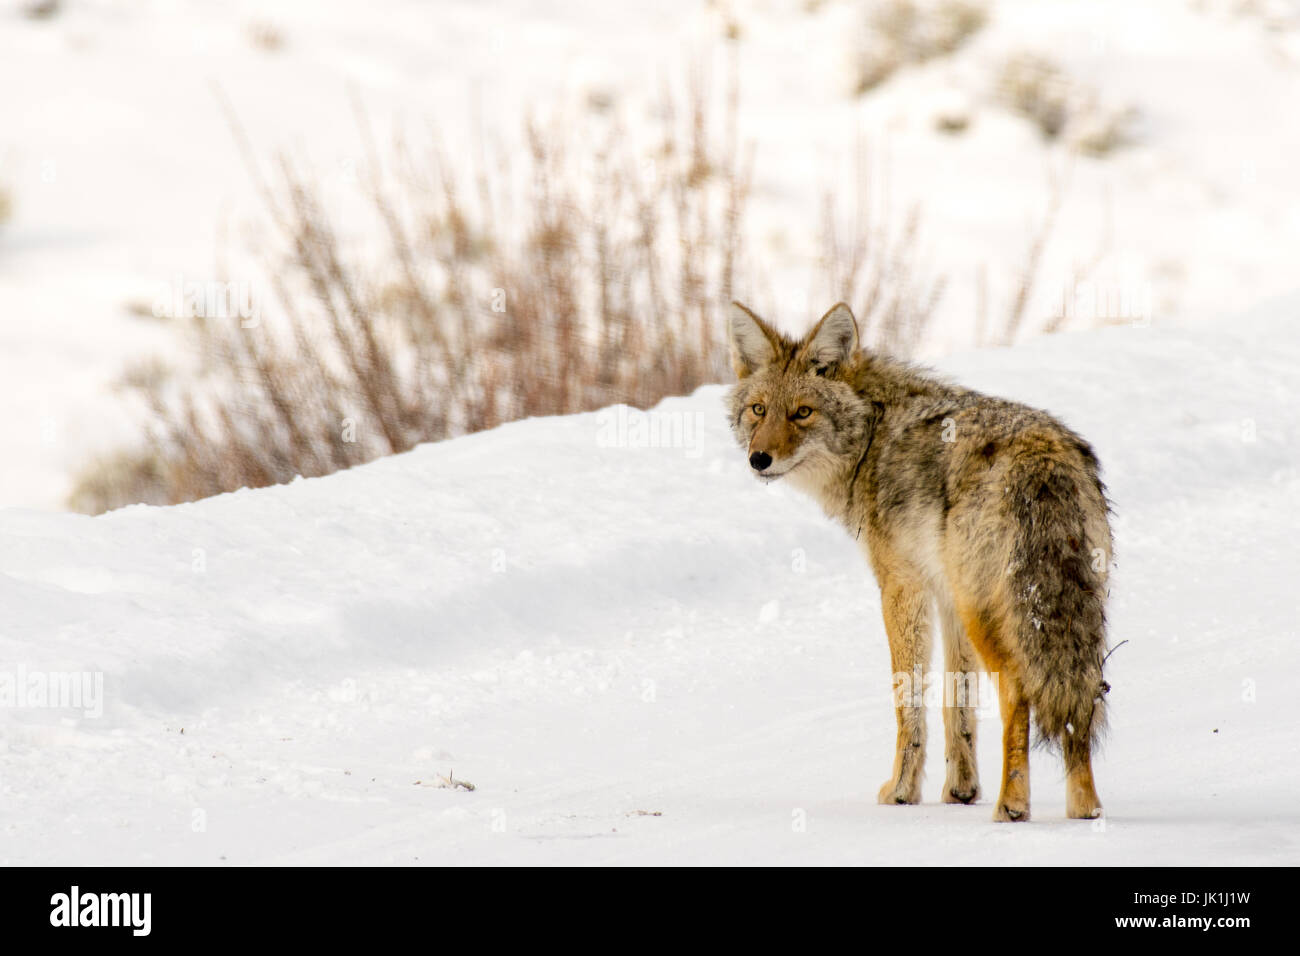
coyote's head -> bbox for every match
[726,301,875,485]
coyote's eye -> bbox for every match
[751,403,766,416]
[794,406,813,419]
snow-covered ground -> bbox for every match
[3,0,1300,509]
[2,296,1296,865]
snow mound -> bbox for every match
[2,299,1298,864]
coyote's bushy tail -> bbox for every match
[1005,442,1111,750]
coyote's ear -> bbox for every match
[802,302,858,373]
[728,301,780,378]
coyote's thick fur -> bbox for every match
[727,301,1111,821]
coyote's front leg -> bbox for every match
[940,604,981,805]
[877,578,932,805]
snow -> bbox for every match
[2,295,1297,864]
[4,0,1300,508]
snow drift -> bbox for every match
[1,299,1298,865]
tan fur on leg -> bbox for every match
[993,675,1031,822]
[939,603,981,805]
[1064,727,1103,819]
[876,576,931,805]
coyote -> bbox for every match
[727,301,1111,821]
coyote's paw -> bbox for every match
[877,778,922,805]
[992,799,1030,822]
[1067,795,1103,820]
[943,783,980,805]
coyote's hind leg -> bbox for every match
[992,673,1031,822]
[1064,727,1103,819]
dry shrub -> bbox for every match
[997,52,1136,156]
[22,0,60,20]
[72,64,752,512]
[979,159,1111,347]
[999,163,1067,344]
[246,21,287,53]
[72,62,947,514]
[816,150,945,356]
[853,0,987,94]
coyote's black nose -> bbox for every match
[749,451,772,472]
